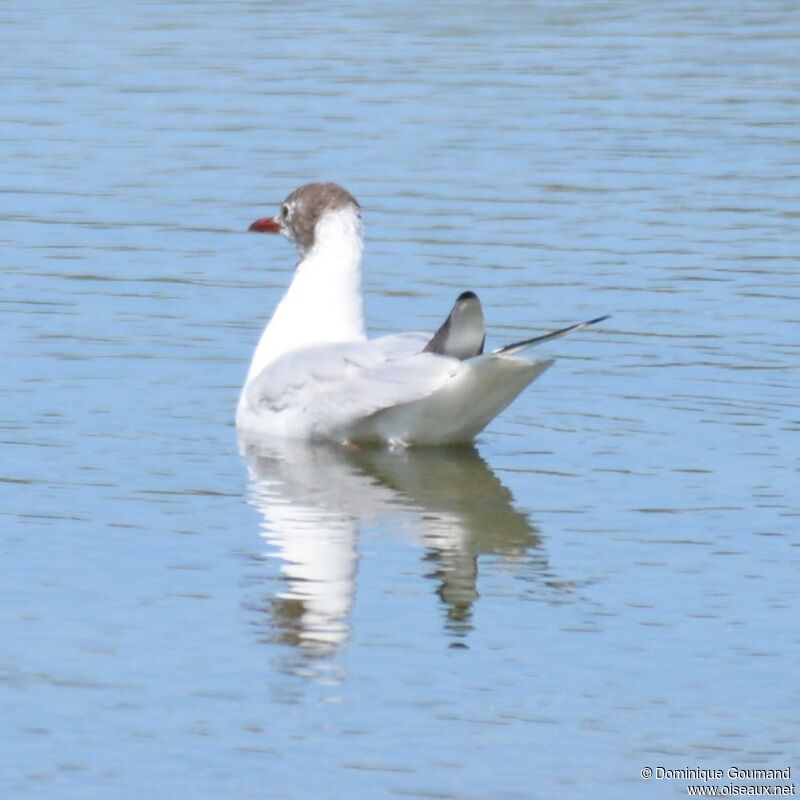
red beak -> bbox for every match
[248,216,282,233]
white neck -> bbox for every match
[245,205,367,383]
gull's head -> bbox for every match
[249,182,361,257]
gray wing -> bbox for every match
[423,292,485,360]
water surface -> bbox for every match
[2,1,799,797]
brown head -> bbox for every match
[249,182,360,255]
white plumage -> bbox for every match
[237,182,604,446]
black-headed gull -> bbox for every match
[237,182,608,446]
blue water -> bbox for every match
[2,1,798,797]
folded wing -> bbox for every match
[242,335,460,438]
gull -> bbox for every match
[237,182,608,446]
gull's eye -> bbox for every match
[281,203,289,219]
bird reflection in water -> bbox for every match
[240,438,548,656]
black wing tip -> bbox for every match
[493,313,612,355]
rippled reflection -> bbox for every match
[241,438,545,656]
